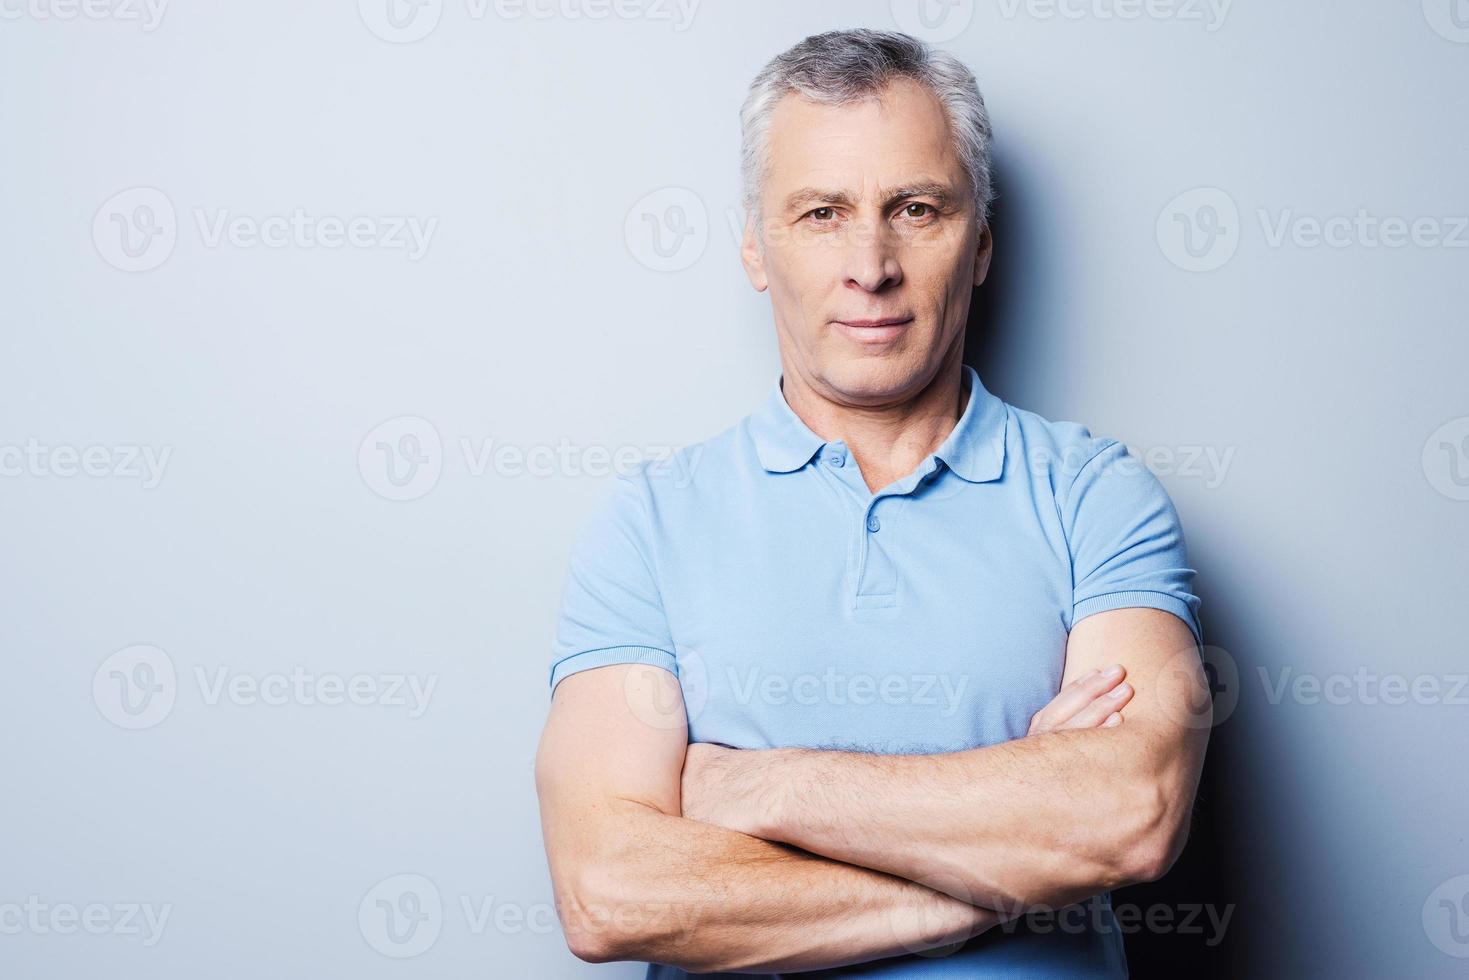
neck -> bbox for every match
[780,349,970,493]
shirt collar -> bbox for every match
[747,364,1008,483]
[747,376,827,473]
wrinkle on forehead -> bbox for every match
[763,77,968,213]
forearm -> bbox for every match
[689,615,1213,911]
[545,797,998,972]
[753,724,1201,910]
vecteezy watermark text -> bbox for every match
[357,872,704,958]
[0,439,171,488]
[724,666,970,718]
[194,666,437,718]
[1158,187,1469,272]
[93,187,437,272]
[996,0,1232,31]
[92,645,439,730]
[1259,666,1469,707]
[0,0,168,30]
[0,897,172,946]
[995,894,1234,946]
[358,415,702,501]
[1027,441,1237,489]
[358,0,701,43]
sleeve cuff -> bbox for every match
[1072,590,1203,648]
[548,645,679,697]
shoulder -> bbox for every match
[585,419,753,536]
[1003,403,1129,497]
[630,417,761,498]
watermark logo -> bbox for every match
[890,0,974,43]
[359,0,443,42]
[359,416,443,502]
[357,418,701,500]
[93,644,177,730]
[1423,0,1469,43]
[1423,874,1469,958]
[893,871,974,958]
[355,882,700,949]
[1160,644,1238,729]
[1157,187,1240,272]
[95,647,438,727]
[93,188,437,270]
[1423,416,1469,501]
[93,187,177,272]
[625,649,708,729]
[1161,187,1468,270]
[624,187,708,272]
[359,874,443,958]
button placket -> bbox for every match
[853,488,903,604]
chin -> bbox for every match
[818,355,931,405]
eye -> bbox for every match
[902,202,935,219]
[806,207,837,222]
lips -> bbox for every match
[836,317,914,328]
[832,316,915,344]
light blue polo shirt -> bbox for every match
[549,363,1201,978]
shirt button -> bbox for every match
[866,514,881,532]
[826,453,845,467]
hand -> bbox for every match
[1027,665,1134,735]
[679,742,784,838]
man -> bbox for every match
[536,28,1210,978]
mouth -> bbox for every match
[832,316,915,345]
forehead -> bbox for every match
[763,76,964,196]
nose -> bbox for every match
[841,220,903,293]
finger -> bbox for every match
[1031,672,1099,733]
[1031,666,1125,732]
[1033,666,1126,731]
[1029,669,1100,732]
[1060,681,1134,730]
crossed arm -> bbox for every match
[534,606,1211,970]
[535,661,999,972]
[679,607,1211,913]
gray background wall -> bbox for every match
[3,1,1466,976]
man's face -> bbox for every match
[742,76,993,406]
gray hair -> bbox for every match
[739,29,995,229]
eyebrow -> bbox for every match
[781,181,960,215]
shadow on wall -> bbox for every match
[963,155,1251,979]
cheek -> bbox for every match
[903,241,974,304]
[767,245,840,322]
[784,236,844,280]
[905,231,972,276]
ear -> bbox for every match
[740,215,769,292]
[973,222,994,287]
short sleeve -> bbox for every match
[548,471,678,696]
[1060,440,1202,646]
